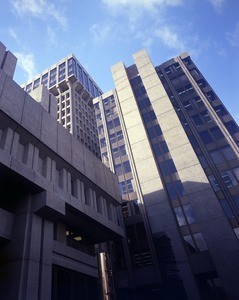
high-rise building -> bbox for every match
[22,54,102,158]
[93,49,239,299]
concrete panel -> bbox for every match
[135,156,160,183]
[0,69,7,96]
[126,124,147,145]
[84,148,96,182]
[157,109,182,132]
[21,93,43,139]
[70,135,85,174]
[123,109,143,128]
[0,75,25,123]
[131,139,153,163]
[57,122,72,163]
[40,109,58,153]
[170,143,199,171]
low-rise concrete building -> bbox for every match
[0,42,124,300]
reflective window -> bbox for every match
[100,138,106,148]
[219,199,234,218]
[221,145,236,160]
[166,182,177,200]
[174,207,187,226]
[221,170,237,187]
[183,204,196,224]
[210,127,224,140]
[174,180,185,197]
[214,105,227,117]
[33,78,40,90]
[199,131,213,144]
[160,141,169,154]
[208,175,220,191]
[152,143,161,156]
[193,233,208,251]
[209,149,224,164]
[192,114,203,126]
[225,121,239,135]
[200,110,212,123]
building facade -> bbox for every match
[94,49,239,299]
[22,54,102,158]
[0,42,124,300]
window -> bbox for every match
[210,127,224,140]
[153,143,161,156]
[221,170,237,187]
[200,110,212,123]
[221,145,236,160]
[123,161,131,173]
[209,149,224,164]
[166,182,177,200]
[159,159,177,176]
[214,105,227,117]
[199,131,213,144]
[114,117,120,127]
[160,141,169,154]
[33,78,40,90]
[184,101,193,111]
[174,180,185,197]
[100,138,106,148]
[183,204,196,224]
[219,199,234,218]
[174,207,187,226]
[192,114,203,126]
[225,121,239,135]
[208,175,220,191]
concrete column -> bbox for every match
[24,143,34,168]
[92,190,97,211]
[10,131,19,158]
[32,147,40,171]
[1,127,14,152]
[44,156,51,181]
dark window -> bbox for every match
[174,180,185,197]
[152,143,161,156]
[183,204,196,224]
[114,117,120,127]
[210,127,224,140]
[199,131,213,144]
[221,145,236,160]
[214,105,227,117]
[220,199,234,218]
[160,141,169,154]
[200,110,212,123]
[149,110,157,121]
[166,182,177,200]
[192,114,203,126]
[225,121,239,135]
[122,161,131,173]
[209,149,224,164]
[154,125,162,136]
[184,100,193,111]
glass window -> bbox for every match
[199,131,213,144]
[26,83,32,93]
[183,204,196,224]
[148,127,156,139]
[68,57,76,76]
[149,110,156,121]
[154,125,162,136]
[115,164,122,176]
[77,64,83,83]
[219,199,234,218]
[233,167,239,181]
[214,105,227,117]
[184,101,193,111]
[152,143,161,156]
[221,145,236,160]
[98,124,104,134]
[174,207,187,226]
[225,121,239,135]
[119,144,126,156]
[114,117,120,127]
[123,161,131,173]
[233,195,239,209]
[142,113,150,123]
[200,110,212,123]
[33,78,40,90]
[209,149,224,164]
[41,73,48,86]
[83,71,89,91]
[193,233,208,251]
[198,154,208,168]
[192,114,203,126]
[208,175,220,191]
[100,138,106,148]
[210,127,224,140]
[183,235,196,253]
[221,170,237,187]
[160,141,169,154]
[166,182,177,200]
[174,180,185,197]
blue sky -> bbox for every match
[0,0,238,122]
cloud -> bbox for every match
[46,26,58,47]
[102,0,183,11]
[155,25,186,51]
[227,22,239,47]
[11,0,68,30]
[208,0,226,12]
[89,23,112,44]
[14,52,37,80]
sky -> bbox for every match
[0,0,238,123]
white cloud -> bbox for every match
[209,0,226,12]
[102,0,183,11]
[46,26,58,47]
[14,52,37,80]
[11,0,68,30]
[227,23,239,47]
[155,26,186,51]
[89,23,112,44]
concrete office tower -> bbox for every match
[94,49,239,299]
[0,42,124,300]
[22,54,102,158]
